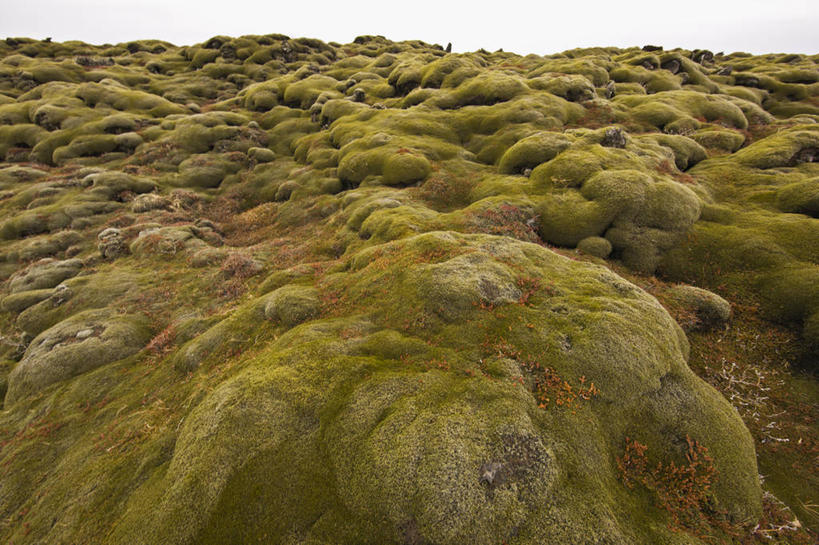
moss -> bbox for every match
[690,129,746,153]
[529,143,647,191]
[776,178,819,217]
[410,251,521,321]
[8,258,83,293]
[338,146,433,187]
[131,193,171,213]
[262,284,320,326]
[609,64,682,94]
[667,285,732,330]
[804,311,819,355]
[435,72,529,109]
[0,288,53,313]
[528,58,611,86]
[239,80,279,111]
[129,226,211,257]
[246,146,275,163]
[0,123,47,160]
[615,90,750,131]
[5,309,151,405]
[14,270,141,337]
[170,153,245,189]
[497,131,572,174]
[731,126,819,169]
[528,74,596,102]
[75,80,186,115]
[382,152,431,185]
[3,36,817,544]
[99,232,761,544]
[0,230,82,262]
[283,75,343,109]
[577,236,612,258]
[537,191,614,246]
[637,133,706,170]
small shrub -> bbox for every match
[618,435,719,536]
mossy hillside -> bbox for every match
[0,35,817,544]
[102,233,759,544]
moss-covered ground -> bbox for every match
[0,34,816,544]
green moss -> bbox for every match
[537,191,614,246]
[528,58,611,86]
[262,284,320,327]
[776,178,819,217]
[667,285,732,330]
[247,146,275,163]
[3,36,816,544]
[616,90,750,131]
[434,72,529,109]
[171,153,245,189]
[690,129,746,153]
[528,74,597,102]
[8,258,83,293]
[382,152,431,185]
[497,131,572,174]
[99,233,759,543]
[129,226,211,256]
[0,288,52,313]
[577,236,612,258]
[0,123,47,160]
[6,309,151,405]
[283,75,343,109]
[732,125,819,169]
[529,143,647,191]
[637,133,706,169]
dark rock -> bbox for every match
[204,37,223,49]
[735,74,760,88]
[219,44,237,60]
[479,461,503,485]
[692,49,714,64]
[601,127,627,148]
[98,227,127,260]
[446,42,452,53]
[790,147,818,165]
[642,45,663,52]
[661,59,681,74]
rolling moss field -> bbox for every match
[0,34,816,544]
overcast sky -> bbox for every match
[2,0,817,55]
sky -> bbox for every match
[2,0,817,55]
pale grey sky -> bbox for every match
[2,0,817,55]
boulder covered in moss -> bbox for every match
[262,284,320,327]
[668,284,732,331]
[8,258,82,293]
[5,309,151,405]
